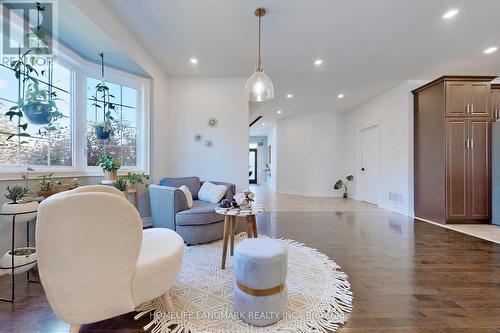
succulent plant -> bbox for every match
[114,178,128,191]
[5,185,28,204]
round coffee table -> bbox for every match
[215,206,265,269]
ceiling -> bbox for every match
[74,1,500,127]
[56,1,148,76]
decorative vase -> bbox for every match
[105,171,117,181]
[95,125,111,140]
[0,201,39,223]
[0,247,37,276]
[23,101,52,125]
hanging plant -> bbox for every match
[92,53,117,140]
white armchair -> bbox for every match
[36,185,184,332]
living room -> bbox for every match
[1,1,500,332]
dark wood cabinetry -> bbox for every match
[491,84,500,120]
[413,76,495,224]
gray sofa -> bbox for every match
[149,176,245,245]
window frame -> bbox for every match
[0,35,151,180]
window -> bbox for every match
[86,77,138,167]
[0,62,72,167]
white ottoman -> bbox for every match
[233,238,288,326]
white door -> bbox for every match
[360,124,379,205]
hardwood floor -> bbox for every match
[1,211,500,332]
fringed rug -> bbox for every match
[136,233,352,332]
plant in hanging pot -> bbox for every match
[37,173,55,198]
[114,178,129,196]
[334,175,354,199]
[22,85,63,125]
[1,185,39,223]
[0,247,37,276]
[97,154,121,180]
[94,119,114,140]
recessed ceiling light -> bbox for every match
[314,59,323,66]
[262,122,266,126]
[286,94,293,98]
[337,94,344,99]
[190,58,198,64]
[483,47,498,54]
[277,110,282,114]
[442,9,459,19]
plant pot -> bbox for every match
[37,190,54,198]
[23,101,52,125]
[0,247,37,276]
[95,125,111,140]
[1,201,39,223]
[343,193,348,199]
[105,171,117,181]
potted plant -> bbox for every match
[97,154,121,180]
[334,175,354,199]
[114,178,129,196]
[37,173,54,197]
[0,247,37,276]
[92,54,117,140]
[123,172,150,189]
[1,185,39,223]
[94,119,114,140]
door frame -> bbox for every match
[249,148,258,184]
[357,121,381,205]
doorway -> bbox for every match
[249,149,257,184]
[359,123,379,205]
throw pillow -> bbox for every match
[178,185,193,208]
[198,182,228,204]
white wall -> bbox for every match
[342,80,425,215]
[168,78,249,190]
[275,112,345,197]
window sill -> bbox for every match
[0,167,148,181]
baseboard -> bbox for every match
[142,217,153,228]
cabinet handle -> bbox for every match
[466,104,470,114]
[470,139,474,149]
[465,139,469,149]
[471,104,474,114]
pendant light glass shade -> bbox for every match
[245,69,274,102]
[246,8,274,102]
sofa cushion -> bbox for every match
[159,177,201,199]
[178,185,193,208]
[198,181,228,204]
[176,200,223,226]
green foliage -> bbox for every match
[333,175,354,195]
[114,178,128,191]
[5,49,63,142]
[38,173,54,191]
[92,81,118,139]
[123,172,150,186]
[5,185,28,204]
[97,154,121,173]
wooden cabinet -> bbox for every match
[468,119,490,219]
[445,82,491,118]
[414,76,495,224]
[491,85,500,120]
[446,119,468,220]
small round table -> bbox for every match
[215,206,265,269]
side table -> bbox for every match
[0,210,39,303]
[215,207,265,269]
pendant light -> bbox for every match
[245,8,274,102]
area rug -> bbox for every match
[136,233,352,332]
